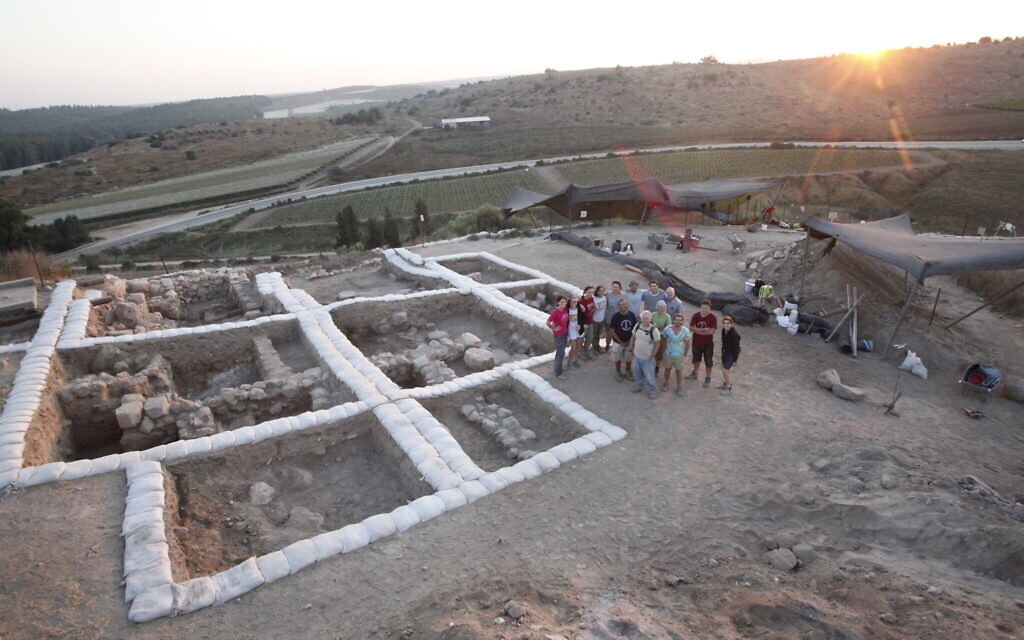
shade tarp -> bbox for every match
[804,213,1024,282]
[503,178,779,223]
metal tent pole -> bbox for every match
[945,280,1024,329]
[884,280,922,354]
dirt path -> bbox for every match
[1,227,1022,639]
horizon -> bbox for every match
[1,0,1022,111]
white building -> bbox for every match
[440,116,491,129]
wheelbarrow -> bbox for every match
[958,363,1002,402]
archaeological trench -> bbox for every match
[0,249,626,622]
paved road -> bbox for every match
[55,139,1022,261]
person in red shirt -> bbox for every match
[546,296,569,379]
[580,285,597,360]
[686,298,718,387]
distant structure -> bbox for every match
[440,116,491,129]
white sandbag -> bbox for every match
[390,504,421,532]
[123,541,168,577]
[282,539,318,575]
[171,576,217,614]
[457,480,489,503]
[212,557,265,606]
[22,457,64,485]
[128,584,174,622]
[122,505,162,535]
[125,490,165,511]
[125,521,167,547]
[256,550,290,583]
[899,350,917,371]
[161,440,190,460]
[362,513,398,542]
[185,437,213,456]
[88,454,121,475]
[310,531,345,561]
[478,472,511,493]
[208,430,237,451]
[532,451,560,471]
[603,423,629,442]
[548,442,579,464]
[125,561,173,602]
[494,466,526,486]
[338,523,371,553]
[128,472,164,493]
[139,445,168,462]
[60,458,96,481]
[233,426,257,446]
[569,437,599,457]
[409,495,446,522]
[435,488,468,511]
[512,458,543,480]
[583,431,615,447]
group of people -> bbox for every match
[545,279,741,399]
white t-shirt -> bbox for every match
[592,295,608,323]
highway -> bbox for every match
[55,139,1022,261]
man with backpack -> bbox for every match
[629,310,662,399]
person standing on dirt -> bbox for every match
[642,280,668,313]
[664,287,684,318]
[651,300,672,374]
[629,310,661,399]
[686,299,718,387]
[546,296,569,380]
[566,296,584,369]
[661,313,692,395]
[591,285,608,355]
[604,281,625,351]
[608,298,637,382]
[624,280,644,317]
[580,285,597,360]
[719,314,741,394]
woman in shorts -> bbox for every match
[719,315,741,394]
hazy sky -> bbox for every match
[1,0,1020,110]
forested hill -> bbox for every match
[0,96,271,170]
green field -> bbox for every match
[27,136,376,221]
[260,168,549,225]
[255,148,915,226]
[555,148,914,185]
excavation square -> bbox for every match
[40,319,354,462]
[331,292,549,388]
[436,256,536,284]
[163,413,432,578]
[288,256,448,304]
[421,379,589,472]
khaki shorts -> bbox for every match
[610,342,633,362]
[662,353,687,370]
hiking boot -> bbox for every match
[675,386,684,397]
[716,382,730,390]
[572,360,581,368]
[685,371,698,381]
[647,391,657,400]
[703,376,712,388]
[720,385,732,395]
[660,382,668,392]
[615,372,624,382]
[631,387,642,393]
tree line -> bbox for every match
[0,197,91,254]
[335,198,430,250]
[0,97,271,171]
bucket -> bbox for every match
[744,281,755,293]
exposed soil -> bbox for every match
[0,227,1023,639]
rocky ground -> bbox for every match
[1,222,1022,639]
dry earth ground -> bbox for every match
[1,225,1023,639]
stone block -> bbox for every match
[116,401,144,430]
[144,396,170,419]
